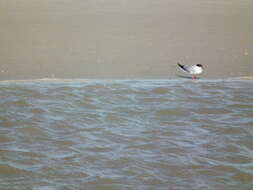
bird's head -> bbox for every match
[196,64,203,68]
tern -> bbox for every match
[177,63,204,79]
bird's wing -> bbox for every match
[177,63,189,72]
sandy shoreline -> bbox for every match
[0,0,252,80]
[1,76,253,84]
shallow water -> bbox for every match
[0,79,253,190]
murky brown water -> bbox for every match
[0,79,253,190]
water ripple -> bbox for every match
[0,79,253,189]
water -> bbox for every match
[0,79,253,190]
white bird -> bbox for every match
[177,63,204,79]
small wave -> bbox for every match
[0,164,31,177]
[156,109,188,117]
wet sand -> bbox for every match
[0,0,252,80]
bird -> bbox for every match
[177,63,204,79]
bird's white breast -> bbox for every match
[189,66,203,75]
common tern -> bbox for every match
[177,63,204,79]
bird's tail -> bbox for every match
[177,63,187,71]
